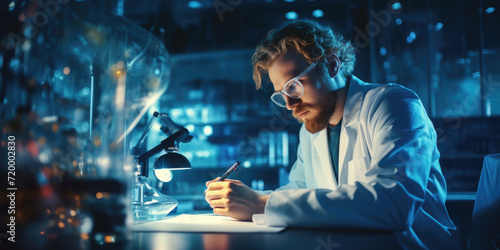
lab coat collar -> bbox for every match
[342,75,365,128]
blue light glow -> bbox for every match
[203,125,213,136]
[395,19,403,25]
[406,32,415,43]
[39,152,50,164]
[379,47,387,56]
[170,108,183,119]
[285,0,295,2]
[435,22,443,31]
[186,108,195,117]
[188,1,202,9]
[485,7,495,14]
[81,122,89,132]
[38,169,49,184]
[243,161,252,168]
[81,87,90,96]
[409,31,416,39]
[312,9,324,18]
[117,0,124,16]
[391,2,402,11]
[286,11,298,20]
[185,124,195,132]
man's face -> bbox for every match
[268,51,337,133]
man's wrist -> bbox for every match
[257,194,270,214]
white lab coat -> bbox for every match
[259,76,461,249]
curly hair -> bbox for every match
[252,19,356,89]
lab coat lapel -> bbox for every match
[338,76,364,183]
[338,126,349,185]
[312,130,337,188]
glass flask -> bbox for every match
[131,164,179,221]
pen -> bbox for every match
[217,161,241,182]
[204,161,240,195]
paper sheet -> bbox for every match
[131,214,285,233]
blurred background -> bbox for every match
[1,0,499,248]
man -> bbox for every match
[204,20,460,249]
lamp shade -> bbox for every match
[153,152,191,182]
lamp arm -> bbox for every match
[137,128,191,177]
[135,111,160,149]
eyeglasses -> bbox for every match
[270,61,317,108]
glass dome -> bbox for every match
[1,0,172,248]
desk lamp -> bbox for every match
[131,111,192,221]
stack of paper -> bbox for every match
[132,214,285,233]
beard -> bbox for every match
[293,91,337,134]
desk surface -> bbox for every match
[131,227,402,250]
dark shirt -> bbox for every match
[327,119,342,183]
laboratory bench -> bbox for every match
[124,198,403,250]
[127,193,472,250]
[130,227,401,250]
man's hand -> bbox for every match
[204,178,270,221]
